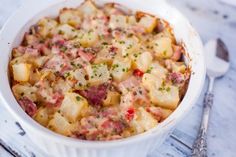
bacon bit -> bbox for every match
[66,48,78,59]
[25,47,40,57]
[50,92,64,107]
[131,25,146,34]
[146,106,162,121]
[156,21,165,33]
[100,108,118,118]
[44,53,72,75]
[167,72,185,84]
[33,43,50,55]
[133,69,144,77]
[101,119,125,134]
[51,35,65,46]
[51,46,61,54]
[125,107,135,121]
[78,49,96,62]
[78,84,109,107]
[171,45,182,61]
[18,97,37,117]
[109,46,118,53]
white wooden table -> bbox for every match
[0,0,236,156]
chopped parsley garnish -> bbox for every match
[146,67,153,73]
[76,96,81,101]
[119,40,125,44]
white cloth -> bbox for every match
[220,0,236,6]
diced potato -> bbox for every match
[161,108,173,120]
[112,36,140,57]
[60,92,88,122]
[32,56,50,68]
[74,30,99,47]
[86,63,110,86]
[37,18,58,37]
[29,71,41,84]
[167,60,186,73]
[142,73,162,91]
[12,83,37,101]
[12,63,31,82]
[138,15,157,33]
[24,34,39,45]
[103,91,120,106]
[131,107,158,133]
[54,79,72,93]
[110,58,132,82]
[128,15,137,25]
[54,24,77,39]
[155,28,175,42]
[93,45,118,65]
[59,8,82,27]
[151,37,173,59]
[10,56,26,66]
[34,107,52,126]
[133,51,153,72]
[149,85,179,110]
[172,62,186,73]
[148,61,168,79]
[109,15,128,29]
[79,0,98,16]
[12,47,25,58]
[66,69,87,90]
[47,112,72,136]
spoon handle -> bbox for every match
[191,77,215,157]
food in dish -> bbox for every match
[9,0,190,141]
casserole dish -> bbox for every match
[0,0,205,157]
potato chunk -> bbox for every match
[110,58,132,82]
[34,107,52,126]
[103,91,120,106]
[12,63,31,82]
[133,51,153,72]
[148,61,168,79]
[74,30,99,47]
[86,63,110,86]
[37,18,58,37]
[55,24,77,39]
[149,85,179,110]
[151,37,173,59]
[112,36,139,57]
[59,9,81,27]
[142,73,162,91]
[66,69,87,90]
[94,45,118,65]
[109,15,127,29]
[60,93,88,123]
[47,112,72,136]
[79,0,98,16]
[131,107,158,133]
[12,83,37,101]
[138,15,157,33]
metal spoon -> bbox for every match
[191,39,230,157]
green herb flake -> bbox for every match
[163,50,167,56]
[76,96,81,101]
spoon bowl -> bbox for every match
[204,39,230,78]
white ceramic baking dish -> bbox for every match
[0,0,205,157]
